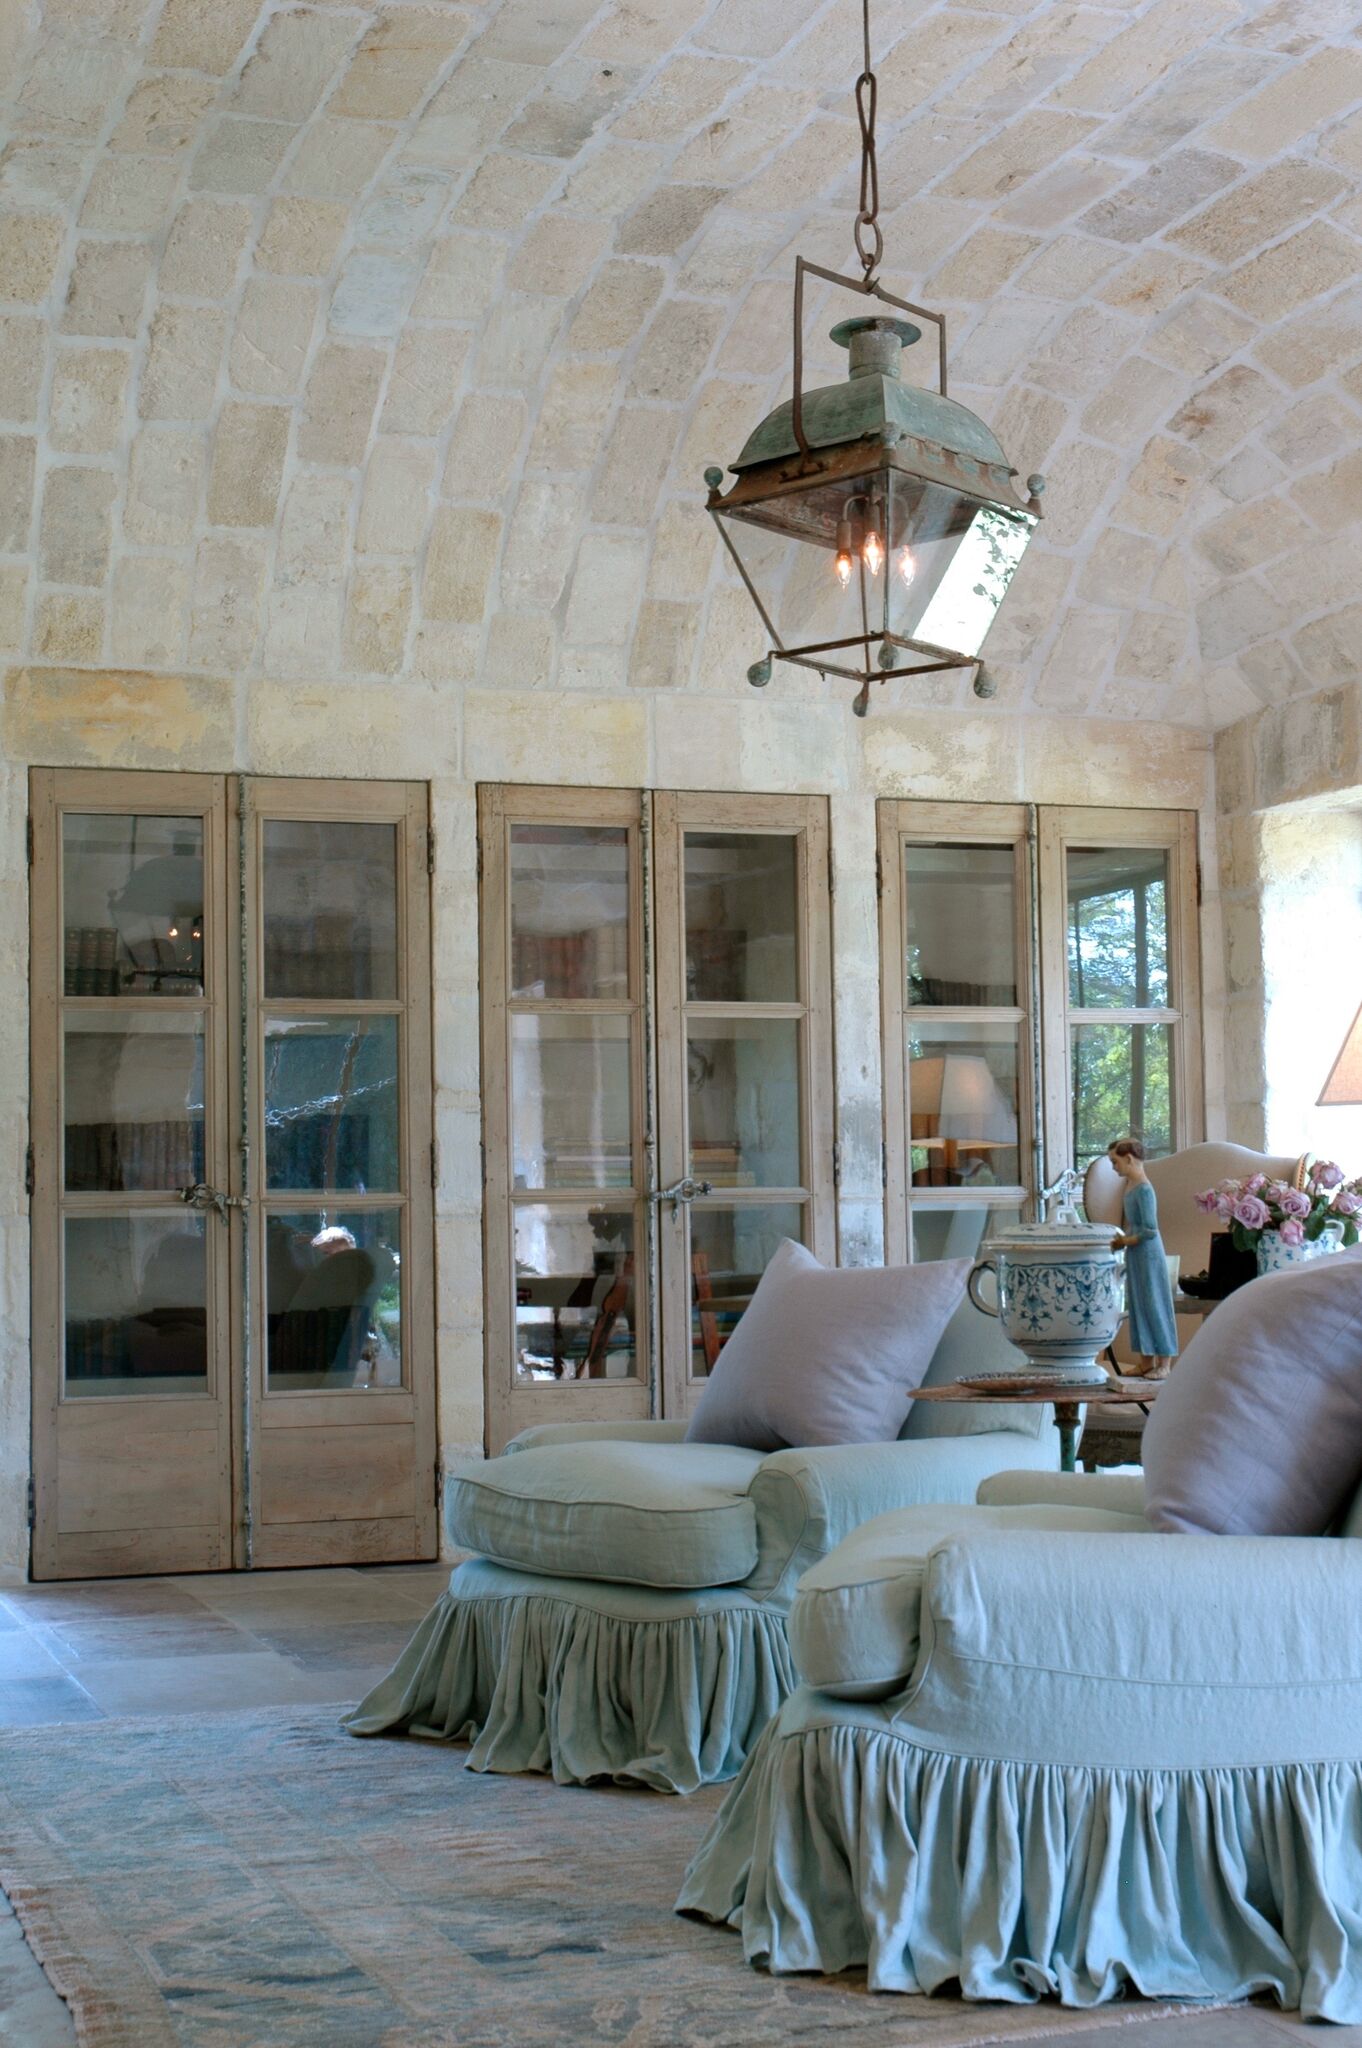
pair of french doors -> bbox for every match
[30,770,436,1579]
[479,787,834,1451]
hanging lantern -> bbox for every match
[704,3,1045,717]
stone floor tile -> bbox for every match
[30,1611,260,1666]
[69,1649,357,1716]
[0,1677,104,1725]
[181,1572,433,1626]
[0,1894,76,2045]
[0,1633,67,1682]
[244,1619,420,1669]
[2,1579,214,1621]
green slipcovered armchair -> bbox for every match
[346,1296,1057,1791]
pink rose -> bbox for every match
[1278,1187,1311,1219]
[1246,1173,1268,1194]
[1315,1162,1344,1190]
[1194,1190,1219,1214]
[1278,1217,1305,1247]
[1233,1194,1271,1231]
[1335,1191,1362,1218]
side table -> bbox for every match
[910,1380,1162,1474]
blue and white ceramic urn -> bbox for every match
[967,1221,1125,1385]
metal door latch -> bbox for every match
[180,1182,248,1219]
[650,1176,713,1215]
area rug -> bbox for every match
[0,1706,1220,2048]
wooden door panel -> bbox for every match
[57,1412,225,1533]
[257,1423,416,1527]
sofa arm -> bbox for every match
[977,1470,1147,1518]
[503,1419,689,1455]
[745,1433,1048,1605]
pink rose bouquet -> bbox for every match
[1194,1158,1360,1252]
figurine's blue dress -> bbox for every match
[1123,1180,1179,1358]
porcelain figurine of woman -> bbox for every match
[1106,1138,1179,1378]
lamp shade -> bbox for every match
[1318,1002,1362,1106]
[909,1052,1018,1144]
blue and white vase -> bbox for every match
[967,1222,1125,1385]
[1256,1222,1345,1276]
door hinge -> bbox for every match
[26,816,33,868]
[832,1139,841,1188]
[24,1144,34,1198]
[1195,857,1203,908]
[430,1137,439,1190]
[881,1140,888,1192]
[427,828,435,878]
[26,1476,34,1528]
[874,849,883,899]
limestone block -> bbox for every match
[380,327,469,435]
[500,480,583,611]
[1080,356,1180,444]
[160,198,251,299]
[1197,579,1288,663]
[357,439,436,555]
[1208,445,1282,509]
[422,505,500,622]
[526,361,614,473]
[229,278,318,398]
[284,118,397,199]
[275,474,353,588]
[0,212,63,304]
[1253,286,1362,390]
[1172,161,1347,269]
[463,688,647,785]
[1235,640,1304,708]
[581,0,708,65]
[646,497,716,599]
[1054,0,1238,113]
[628,299,724,405]
[702,100,840,208]
[473,293,561,389]
[611,54,746,143]
[138,306,225,421]
[109,555,189,667]
[1292,608,1362,691]
[343,564,412,674]
[1266,396,1360,474]
[990,382,1067,471]
[1079,149,1238,245]
[124,429,204,550]
[1196,497,1312,579]
[1111,435,1204,539]
[0,438,33,556]
[49,346,129,454]
[78,155,179,234]
[150,0,263,74]
[453,153,559,233]
[1077,527,1161,607]
[232,8,357,123]
[627,595,696,691]
[860,707,1023,802]
[940,110,1095,203]
[507,214,610,298]
[357,167,451,249]
[408,619,479,684]
[1253,686,1357,810]
[412,233,507,322]
[17,36,132,136]
[405,56,539,168]
[675,211,776,296]
[499,60,630,162]
[1168,365,1276,467]
[329,250,420,338]
[617,183,720,257]
[981,546,1072,665]
[189,117,293,197]
[297,341,384,465]
[1146,295,1255,381]
[591,404,678,524]
[476,0,600,65]
[0,142,86,213]
[206,402,288,529]
[0,567,25,651]
[1096,47,1273,161]
[1204,45,1362,158]
[4,666,236,771]
[483,610,555,690]
[1117,611,1187,685]
[330,8,470,122]
[1032,605,1121,713]
[1024,717,1209,810]
[0,316,44,424]
[34,593,103,661]
[248,675,458,775]
[1097,248,1208,319]
[262,585,342,675]
[949,294,1057,388]
[188,534,266,669]
[996,154,1124,233]
[445,391,527,499]
[110,71,216,153]
[1222,225,1359,323]
[563,534,647,647]
[558,645,629,692]
[1034,439,1121,550]
[694,581,759,693]
[1289,452,1362,536]
[1263,536,1362,620]
[566,259,664,352]
[39,465,115,585]
[256,198,349,277]
[928,228,1041,303]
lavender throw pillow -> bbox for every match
[1143,1247,1362,1535]
[685,1240,969,1452]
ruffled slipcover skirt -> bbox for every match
[345,1559,795,1794]
[678,1687,1362,2021]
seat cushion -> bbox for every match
[789,1502,1153,1701]
[445,1441,766,1589]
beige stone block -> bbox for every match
[343,564,412,675]
[1111,435,1204,539]
[1235,640,1303,708]
[48,347,128,455]
[189,117,292,197]
[411,232,507,322]
[589,403,675,524]
[703,103,841,209]
[989,383,1067,472]
[646,498,716,600]
[275,473,353,589]
[357,439,435,556]
[251,673,460,774]
[694,583,758,694]
[39,466,116,586]
[6,665,236,770]
[0,316,44,423]
[927,228,1039,304]
[1292,608,1362,692]
[500,482,582,611]
[1033,605,1121,713]
[123,428,203,546]
[284,118,397,199]
[0,141,86,213]
[1146,295,1256,380]
[482,610,555,691]
[1197,579,1287,662]
[1034,439,1121,551]
[1265,395,1359,474]
[1209,445,1283,510]
[627,596,696,691]
[256,197,349,278]
[1204,45,1362,158]
[1015,235,1120,303]
[78,155,180,235]
[108,555,189,667]
[506,214,610,299]
[980,546,1071,667]
[526,361,613,473]
[297,341,384,466]
[1079,148,1238,245]
[950,299,1060,394]
[422,506,500,623]
[939,110,1093,203]
[159,198,251,299]
[17,37,133,137]
[580,0,708,64]
[150,0,262,72]
[444,392,527,500]
[1117,611,1187,685]
[408,619,479,685]
[1221,225,1358,323]
[110,71,216,153]
[452,153,558,235]
[617,184,720,258]
[1167,365,1276,465]
[627,300,724,406]
[226,277,317,399]
[404,54,539,168]
[0,566,25,650]
[1096,248,1208,318]
[380,327,469,437]
[206,402,288,528]
[1196,497,1312,579]
[188,534,266,669]
[139,305,225,422]
[1081,356,1181,446]
[672,210,772,297]
[262,585,342,675]
[611,53,745,142]
[33,592,103,662]
[232,7,356,122]
[557,644,628,692]
[1261,536,1362,621]
[676,377,757,487]
[1028,304,1139,403]
[1077,528,1161,608]
[472,293,561,389]
[1055,0,1238,112]
[1254,287,1362,391]
[330,8,469,121]
[0,437,33,555]
[1289,452,1362,537]
[714,278,793,376]
[562,534,647,647]
[994,153,1125,233]
[1170,161,1347,268]
[464,689,647,785]
[0,213,62,304]
[1025,717,1210,810]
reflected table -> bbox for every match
[909,1379,1163,1474]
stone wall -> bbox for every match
[0,674,1215,1578]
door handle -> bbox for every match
[651,1176,713,1216]
[180,1182,248,1220]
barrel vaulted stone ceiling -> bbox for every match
[2,0,1361,732]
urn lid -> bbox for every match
[982,1221,1119,1253]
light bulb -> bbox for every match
[862,528,884,578]
[168,924,179,939]
[833,515,853,589]
[897,544,916,587]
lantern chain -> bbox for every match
[853,0,882,278]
